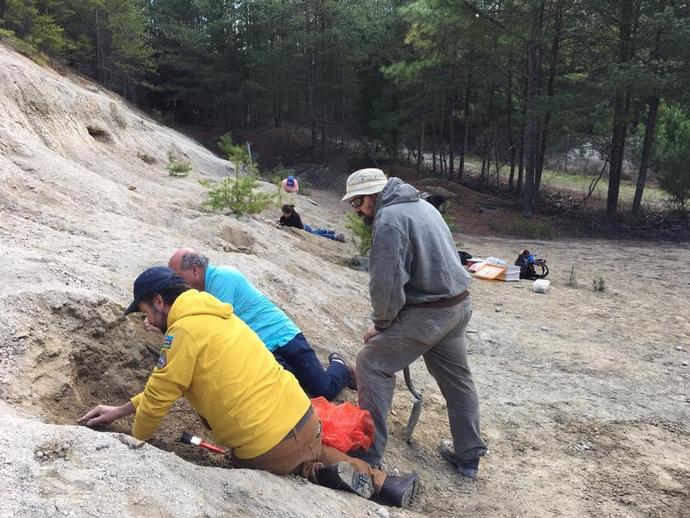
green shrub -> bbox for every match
[505,218,558,239]
[207,133,276,214]
[167,152,192,177]
[592,276,606,292]
[346,213,373,255]
[218,132,254,171]
[199,175,272,215]
[28,14,68,55]
[655,104,690,212]
[0,29,45,63]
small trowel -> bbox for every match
[403,366,422,444]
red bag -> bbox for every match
[311,397,375,454]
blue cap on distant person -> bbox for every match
[124,266,186,315]
[287,175,295,185]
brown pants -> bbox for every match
[231,406,386,494]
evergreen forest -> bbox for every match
[2,0,690,219]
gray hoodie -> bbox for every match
[369,178,471,329]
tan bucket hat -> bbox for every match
[341,168,388,201]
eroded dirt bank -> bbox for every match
[1,43,689,517]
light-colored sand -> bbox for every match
[1,43,688,517]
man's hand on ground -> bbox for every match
[363,325,380,344]
[143,317,162,334]
[78,402,135,427]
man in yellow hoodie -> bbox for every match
[79,267,419,508]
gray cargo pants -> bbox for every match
[356,297,487,465]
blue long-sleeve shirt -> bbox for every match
[204,264,300,351]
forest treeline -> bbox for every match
[1,1,690,217]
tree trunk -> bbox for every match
[632,94,660,216]
[495,142,501,191]
[535,0,563,193]
[480,81,495,191]
[431,133,436,175]
[95,9,104,83]
[437,107,444,175]
[459,81,471,179]
[507,52,516,191]
[417,114,425,174]
[319,6,327,158]
[523,4,544,218]
[523,40,538,218]
[448,95,455,179]
[606,0,636,217]
[440,108,447,176]
[564,134,569,172]
[518,124,525,195]
[517,53,529,196]
[480,140,488,191]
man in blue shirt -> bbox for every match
[167,248,354,400]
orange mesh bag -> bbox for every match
[311,397,375,453]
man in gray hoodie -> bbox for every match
[342,168,487,479]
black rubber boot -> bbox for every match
[378,472,420,508]
[314,461,374,498]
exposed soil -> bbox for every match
[1,42,689,518]
[2,293,226,469]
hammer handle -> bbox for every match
[403,367,422,400]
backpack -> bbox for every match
[515,249,549,280]
[458,251,473,265]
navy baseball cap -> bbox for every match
[124,266,186,315]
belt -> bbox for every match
[407,290,469,309]
[279,406,314,443]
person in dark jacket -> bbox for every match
[279,205,345,242]
[279,204,304,229]
[421,192,447,213]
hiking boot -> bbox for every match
[439,439,481,480]
[314,461,374,498]
[378,472,420,508]
[329,352,357,390]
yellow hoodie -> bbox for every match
[130,289,311,459]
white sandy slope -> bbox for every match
[2,41,690,518]
[0,44,411,518]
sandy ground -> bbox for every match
[1,43,689,517]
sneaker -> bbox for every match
[378,472,420,508]
[440,439,480,480]
[314,461,374,498]
[329,352,357,390]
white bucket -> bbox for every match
[533,279,550,294]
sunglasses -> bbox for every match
[349,196,364,208]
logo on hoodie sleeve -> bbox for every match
[155,334,175,369]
